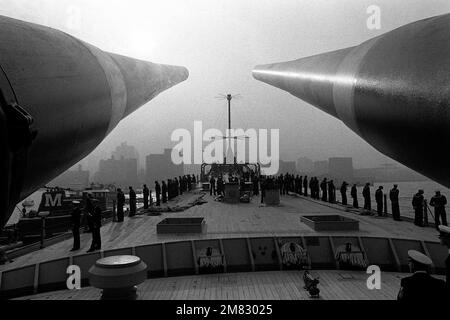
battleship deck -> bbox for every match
[1,190,447,300]
[0,191,443,272]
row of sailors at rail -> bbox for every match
[223,173,448,230]
[70,175,199,253]
[115,174,199,221]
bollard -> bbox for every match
[89,255,147,300]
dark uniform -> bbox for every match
[320,179,328,202]
[210,177,216,196]
[88,205,102,252]
[187,175,192,191]
[221,177,226,196]
[375,187,384,216]
[430,193,448,228]
[162,181,168,203]
[143,185,150,209]
[117,189,125,222]
[303,176,308,197]
[260,178,266,204]
[412,191,425,227]
[362,184,371,211]
[340,182,348,206]
[129,187,137,217]
[389,186,401,221]
[167,180,172,200]
[328,180,335,203]
[70,202,81,251]
[155,182,161,206]
[252,176,259,196]
[398,272,447,301]
[351,185,359,208]
[85,196,95,232]
[175,178,179,197]
[179,176,183,195]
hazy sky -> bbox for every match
[1,0,448,172]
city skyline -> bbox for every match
[49,141,429,189]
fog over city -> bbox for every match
[1,0,448,174]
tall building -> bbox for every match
[96,156,138,188]
[296,157,314,173]
[49,165,90,190]
[328,157,354,181]
[146,149,184,183]
[112,142,140,167]
[313,160,329,176]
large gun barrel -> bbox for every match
[253,14,450,187]
[0,15,189,226]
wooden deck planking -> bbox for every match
[17,270,426,300]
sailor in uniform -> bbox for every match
[87,200,102,252]
[438,225,450,287]
[375,186,384,216]
[340,182,348,206]
[128,186,137,217]
[397,250,446,300]
[70,201,81,252]
[412,190,425,227]
[155,181,161,206]
[362,183,372,211]
[116,188,125,222]
[389,185,401,221]
[143,184,150,209]
[351,184,359,208]
[430,192,448,229]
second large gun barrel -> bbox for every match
[253,14,450,187]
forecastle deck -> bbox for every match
[0,190,447,299]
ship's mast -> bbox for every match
[216,93,241,164]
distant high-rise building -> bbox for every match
[328,157,354,181]
[49,165,90,190]
[296,157,314,173]
[146,149,184,183]
[96,156,138,188]
[112,142,140,167]
[313,160,329,176]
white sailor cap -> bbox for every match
[438,225,450,237]
[407,250,432,266]
[72,201,81,205]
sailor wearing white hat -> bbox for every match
[438,225,450,286]
[397,250,446,300]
